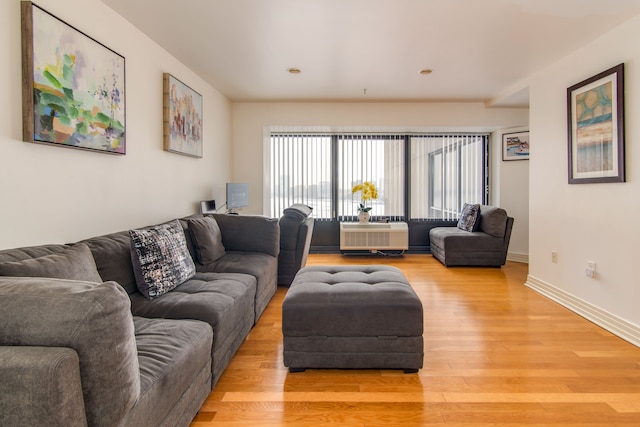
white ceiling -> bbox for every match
[100,0,640,106]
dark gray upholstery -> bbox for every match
[193,213,279,323]
[81,214,278,382]
[0,243,102,283]
[278,204,315,286]
[429,205,514,267]
[130,272,256,385]
[0,347,86,426]
[0,277,141,426]
[0,212,280,426]
[119,317,212,427]
[282,265,423,372]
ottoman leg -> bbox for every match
[289,367,306,373]
[403,368,419,374]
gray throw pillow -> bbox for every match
[479,206,509,238]
[187,216,226,264]
[0,243,102,283]
[457,203,481,232]
[129,220,195,300]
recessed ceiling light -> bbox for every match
[419,69,433,75]
[287,68,301,74]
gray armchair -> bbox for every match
[278,204,314,286]
[429,205,514,267]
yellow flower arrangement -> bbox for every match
[351,181,378,213]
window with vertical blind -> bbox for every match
[268,132,487,220]
[410,134,487,220]
[337,134,405,221]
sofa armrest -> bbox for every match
[212,214,280,257]
[0,346,87,426]
[0,277,140,427]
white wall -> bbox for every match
[527,14,640,343]
[492,127,530,262]
[0,0,232,250]
[232,102,529,255]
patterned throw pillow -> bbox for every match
[129,220,195,300]
[457,203,481,232]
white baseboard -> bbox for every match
[507,252,528,263]
[525,275,640,348]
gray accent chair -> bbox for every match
[278,204,314,286]
[429,205,514,267]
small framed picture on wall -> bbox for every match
[502,131,529,161]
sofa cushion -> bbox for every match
[478,205,509,238]
[81,231,138,295]
[457,203,480,232]
[186,216,226,264]
[430,227,504,253]
[0,244,69,263]
[129,271,257,385]
[119,317,212,427]
[129,220,196,300]
[0,243,102,283]
[212,214,280,257]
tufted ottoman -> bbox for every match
[282,265,423,373]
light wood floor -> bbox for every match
[191,254,640,426]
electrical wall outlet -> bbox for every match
[551,251,558,264]
[585,261,597,278]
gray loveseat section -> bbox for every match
[0,213,279,426]
[429,205,514,267]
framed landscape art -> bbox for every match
[163,73,203,158]
[567,63,625,184]
[502,131,529,161]
[21,2,126,154]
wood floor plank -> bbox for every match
[191,254,640,426]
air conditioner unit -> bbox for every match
[339,222,408,251]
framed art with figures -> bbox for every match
[502,131,529,161]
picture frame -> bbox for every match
[163,73,203,158]
[502,131,529,161]
[21,2,126,154]
[567,63,625,184]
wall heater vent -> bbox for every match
[339,222,408,251]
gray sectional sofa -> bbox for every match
[0,213,279,427]
[429,205,514,267]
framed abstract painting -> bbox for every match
[163,73,203,158]
[567,63,625,184]
[21,2,126,154]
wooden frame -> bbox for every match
[21,1,126,154]
[567,63,625,184]
[502,131,529,161]
[163,73,203,158]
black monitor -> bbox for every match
[226,183,249,210]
